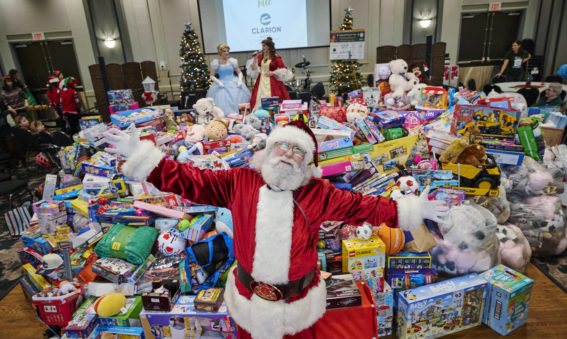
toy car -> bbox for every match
[441,155,501,196]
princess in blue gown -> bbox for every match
[206,44,251,114]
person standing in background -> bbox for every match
[59,77,81,135]
[495,40,531,81]
[8,69,26,89]
[2,76,28,115]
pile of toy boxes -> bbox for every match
[15,78,555,339]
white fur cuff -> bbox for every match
[396,195,423,231]
[122,140,164,181]
[273,68,293,82]
[246,58,260,80]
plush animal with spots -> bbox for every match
[496,224,531,273]
[157,229,186,256]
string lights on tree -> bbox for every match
[179,21,211,91]
[329,7,363,93]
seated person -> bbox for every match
[535,83,564,107]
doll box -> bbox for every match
[396,273,488,339]
[140,295,237,339]
[480,265,534,336]
[342,236,386,294]
[387,251,431,270]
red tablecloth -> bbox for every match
[314,282,378,338]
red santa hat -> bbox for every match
[47,76,58,86]
[265,120,322,177]
[349,97,367,106]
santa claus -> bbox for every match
[104,121,447,339]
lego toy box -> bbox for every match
[342,236,386,294]
[481,265,534,336]
[140,295,236,339]
[387,252,431,270]
[396,273,488,339]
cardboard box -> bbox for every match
[387,252,431,270]
[342,236,386,294]
[485,149,524,166]
[376,281,394,337]
[98,296,143,327]
[194,288,224,312]
[142,280,181,312]
[321,160,365,177]
[397,273,488,339]
[140,295,237,339]
[481,265,534,336]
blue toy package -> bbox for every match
[480,265,534,336]
[397,273,488,339]
[387,252,431,270]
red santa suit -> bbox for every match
[119,121,423,339]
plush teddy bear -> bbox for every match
[439,133,472,163]
[177,113,194,125]
[163,109,179,131]
[388,59,411,98]
[193,98,225,125]
[496,224,531,273]
[346,98,369,123]
[233,123,259,140]
[244,114,262,130]
[406,73,425,107]
[185,124,205,144]
[456,144,487,166]
[205,120,229,141]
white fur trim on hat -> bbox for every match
[312,166,322,178]
[396,194,423,231]
[266,125,316,164]
[224,266,327,339]
[122,140,164,181]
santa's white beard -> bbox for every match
[252,150,312,191]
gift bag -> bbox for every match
[4,205,31,236]
[403,223,437,252]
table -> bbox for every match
[497,81,567,93]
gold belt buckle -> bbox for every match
[250,281,283,301]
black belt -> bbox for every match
[237,265,315,301]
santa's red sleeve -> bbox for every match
[319,180,422,231]
[146,158,237,208]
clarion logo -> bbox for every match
[260,13,271,25]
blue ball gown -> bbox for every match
[206,58,251,114]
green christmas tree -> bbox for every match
[329,8,363,93]
[179,21,211,91]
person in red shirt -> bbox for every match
[59,77,81,135]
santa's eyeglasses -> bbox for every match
[275,142,306,157]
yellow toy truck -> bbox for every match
[441,155,501,196]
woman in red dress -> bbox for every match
[249,37,291,111]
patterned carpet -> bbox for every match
[532,251,567,294]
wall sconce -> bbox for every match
[419,19,432,28]
[104,38,116,48]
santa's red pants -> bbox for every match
[237,324,316,339]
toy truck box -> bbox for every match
[396,273,488,339]
[481,265,534,336]
[140,295,236,339]
[387,252,431,270]
[342,236,386,294]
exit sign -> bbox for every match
[489,2,501,11]
[32,32,45,41]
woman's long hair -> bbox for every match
[262,37,276,61]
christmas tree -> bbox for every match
[329,8,363,93]
[179,21,211,91]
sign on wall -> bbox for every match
[489,2,501,11]
[329,29,365,60]
[32,32,45,41]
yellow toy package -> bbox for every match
[342,236,386,294]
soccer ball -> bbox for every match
[157,229,186,256]
[356,224,373,240]
[396,175,420,195]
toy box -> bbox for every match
[376,281,394,337]
[110,108,159,128]
[325,274,362,309]
[319,137,353,152]
[481,265,534,336]
[342,236,386,294]
[387,252,431,270]
[397,273,488,339]
[321,160,365,177]
[420,87,448,110]
[140,295,237,338]
[484,148,525,166]
[179,214,214,241]
[194,287,224,312]
[21,235,52,255]
[142,280,181,312]
[451,105,519,137]
[107,89,135,105]
[98,296,143,327]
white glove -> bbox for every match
[211,75,224,88]
[237,72,243,87]
[419,186,449,223]
[103,124,141,158]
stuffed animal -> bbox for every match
[177,113,194,125]
[248,133,268,152]
[356,224,373,240]
[215,207,234,238]
[244,114,262,130]
[157,229,186,256]
[471,185,511,224]
[375,63,391,82]
[388,59,410,98]
[431,202,500,275]
[233,123,259,140]
[205,120,229,141]
[94,293,126,317]
[439,134,471,163]
[163,109,179,131]
[407,74,425,107]
[346,98,369,123]
[185,124,205,144]
[496,224,531,273]
[193,98,225,125]
[395,175,420,195]
[456,144,487,166]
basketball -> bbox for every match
[374,225,405,255]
